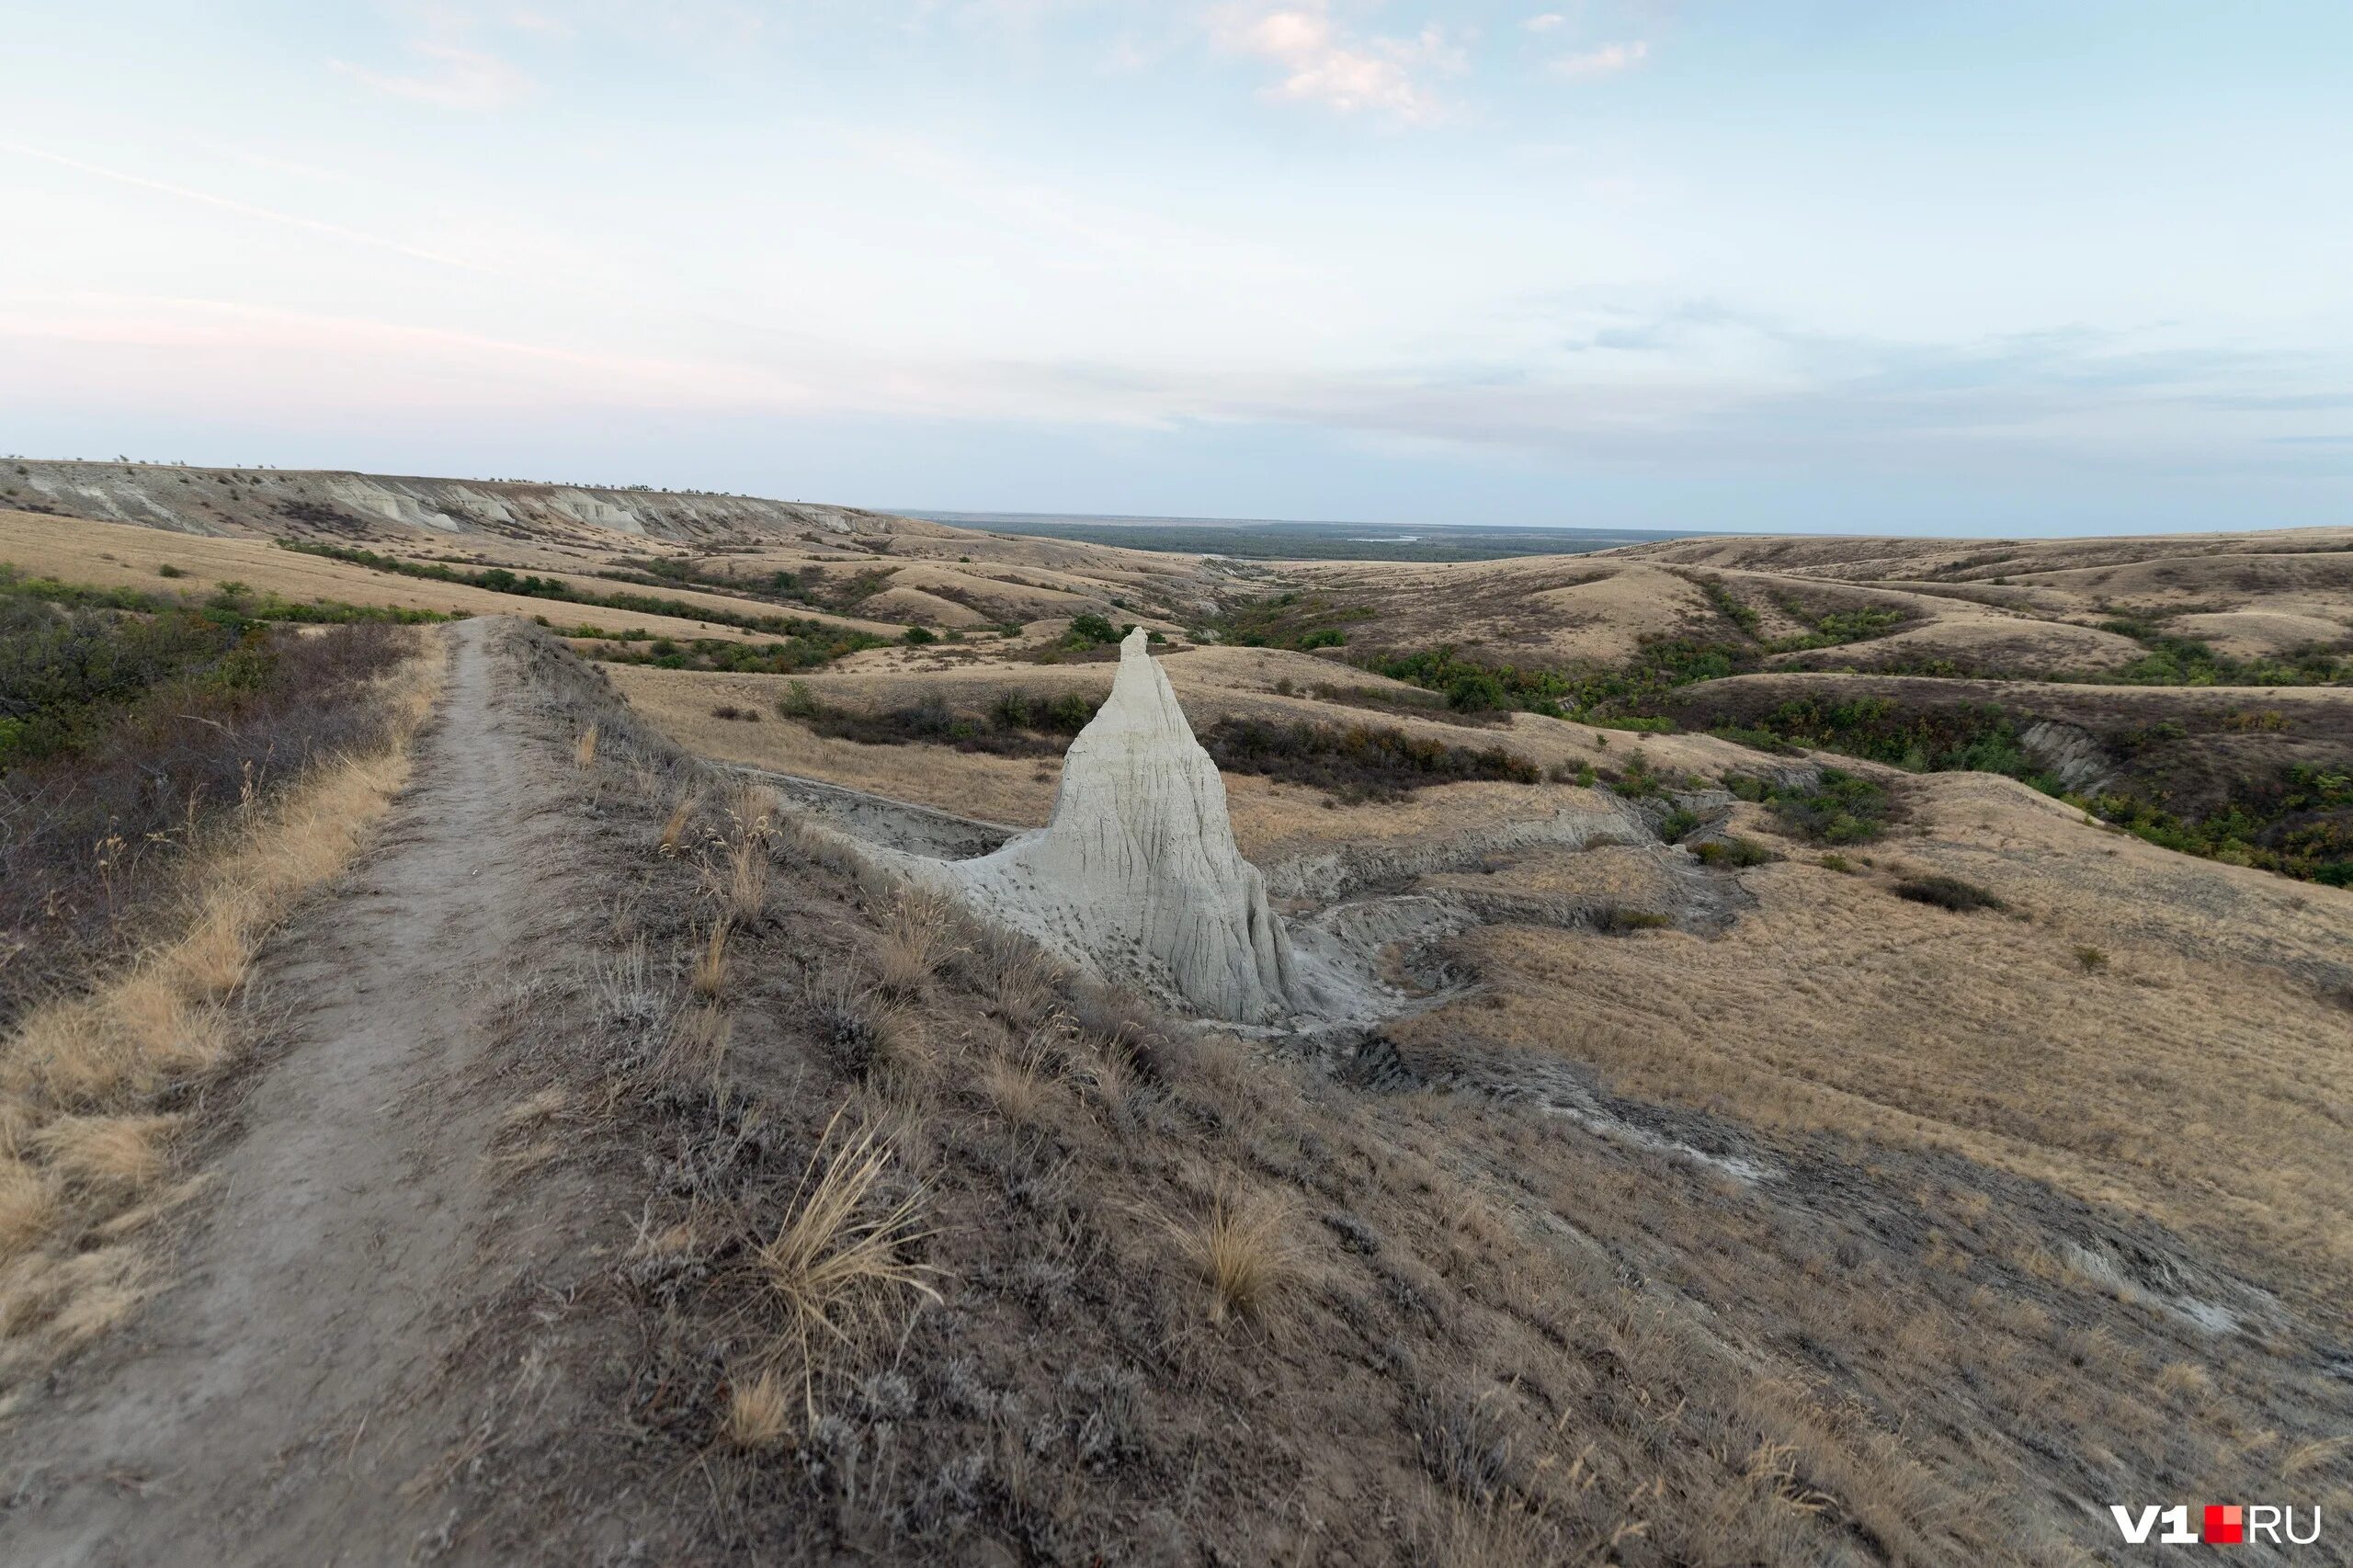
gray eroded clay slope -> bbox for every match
[0,459,944,544]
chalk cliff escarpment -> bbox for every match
[924,628,1302,1023]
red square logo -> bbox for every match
[2205,1505,2243,1545]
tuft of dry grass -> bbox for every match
[574,722,600,767]
[722,835,771,924]
[753,1109,941,1399]
[1170,1192,1300,1325]
[655,1002,734,1083]
[30,1115,178,1189]
[873,892,961,998]
[724,1368,792,1449]
[657,791,699,856]
[0,1158,58,1261]
[689,919,733,1000]
[811,972,931,1098]
[980,1030,1060,1127]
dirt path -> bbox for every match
[3,620,588,1567]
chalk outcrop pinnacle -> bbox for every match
[938,628,1301,1022]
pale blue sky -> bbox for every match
[4,2,2349,534]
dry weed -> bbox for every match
[655,1002,734,1083]
[722,835,771,924]
[30,1115,178,1189]
[725,1368,792,1449]
[1171,1192,1299,1325]
[0,1158,57,1260]
[754,1109,941,1400]
[981,1031,1059,1127]
[811,973,930,1097]
[657,792,699,856]
[874,892,961,998]
[690,919,733,1000]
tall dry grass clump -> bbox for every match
[725,1368,792,1449]
[722,835,771,924]
[0,630,448,1381]
[689,918,733,1000]
[754,1108,941,1411]
[874,891,961,998]
[1171,1192,1300,1326]
[657,791,699,856]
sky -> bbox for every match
[3,2,2350,536]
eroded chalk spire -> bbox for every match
[926,627,1300,1022]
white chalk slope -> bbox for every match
[925,629,1302,1022]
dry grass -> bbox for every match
[0,508,789,644]
[30,1115,177,1188]
[654,1002,734,1084]
[752,1108,941,1399]
[721,835,770,924]
[724,1368,792,1449]
[811,972,931,1097]
[1396,781,2353,1299]
[657,792,699,856]
[1171,1192,1300,1325]
[980,1030,1059,1127]
[0,630,448,1381]
[0,1159,57,1261]
[873,892,961,998]
[688,918,733,1000]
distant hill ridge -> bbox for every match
[0,459,953,547]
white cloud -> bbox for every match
[1213,5,1461,124]
[333,41,534,110]
[1522,12,1567,31]
[1552,40,1647,78]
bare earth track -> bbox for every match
[4,621,585,1566]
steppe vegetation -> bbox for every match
[0,574,443,1382]
[3,474,2349,1565]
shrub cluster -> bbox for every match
[1199,716,1540,804]
[1,590,415,1019]
[1727,767,1893,845]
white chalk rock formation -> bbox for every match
[927,628,1302,1022]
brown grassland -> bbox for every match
[3,477,2348,1564]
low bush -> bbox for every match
[778,688,1100,757]
[1893,874,2006,913]
[0,588,418,1020]
[1693,835,1775,868]
[1200,717,1540,804]
[1729,767,1893,845]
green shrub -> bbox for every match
[1693,836,1774,868]
[1656,807,1700,842]
[1893,874,2006,913]
[1739,767,1892,844]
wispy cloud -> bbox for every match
[332,40,534,109]
[0,140,486,273]
[1212,4,1462,124]
[1552,40,1647,79]
[1522,12,1568,31]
